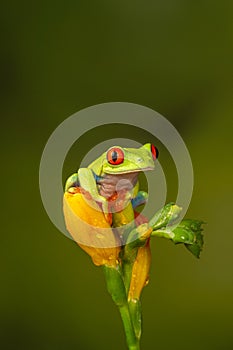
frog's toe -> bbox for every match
[67,186,79,194]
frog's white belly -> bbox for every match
[97,172,139,199]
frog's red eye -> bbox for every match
[151,144,159,160]
[107,147,124,165]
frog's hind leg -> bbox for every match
[131,191,148,209]
[65,173,79,192]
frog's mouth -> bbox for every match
[103,167,154,175]
[97,172,140,199]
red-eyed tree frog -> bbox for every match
[65,143,159,228]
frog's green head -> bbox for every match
[101,143,159,175]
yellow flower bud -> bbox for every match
[128,239,151,301]
[63,189,121,267]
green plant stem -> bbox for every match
[103,266,140,350]
[122,260,134,295]
[118,304,140,350]
[128,299,142,340]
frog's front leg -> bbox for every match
[65,168,109,218]
[79,168,109,218]
[77,169,103,201]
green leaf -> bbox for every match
[177,219,205,232]
[172,226,196,244]
[151,216,205,258]
[174,219,205,258]
[149,202,182,230]
[121,223,150,263]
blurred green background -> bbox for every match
[1,1,233,349]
